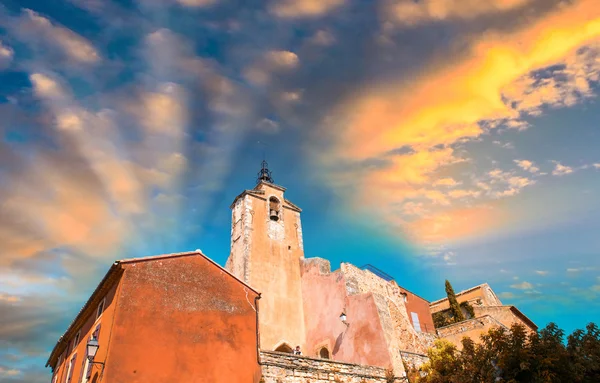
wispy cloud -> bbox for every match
[270,0,346,18]
[0,39,13,69]
[9,9,100,64]
[384,0,534,27]
[552,161,574,176]
[244,50,300,86]
[535,270,549,276]
[511,281,534,290]
[514,159,540,173]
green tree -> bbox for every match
[410,322,600,383]
[567,323,600,383]
[445,280,465,323]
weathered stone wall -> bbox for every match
[399,351,429,370]
[430,283,502,314]
[260,351,404,383]
[436,315,504,349]
[341,264,434,361]
[473,306,537,332]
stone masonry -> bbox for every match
[260,351,405,383]
[341,264,436,355]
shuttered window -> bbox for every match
[411,312,422,332]
[65,353,77,383]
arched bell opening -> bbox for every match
[269,196,281,222]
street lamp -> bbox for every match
[340,312,349,326]
[87,338,99,360]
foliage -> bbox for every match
[445,280,465,323]
[460,301,475,319]
[432,310,454,328]
[410,322,600,383]
[433,282,474,329]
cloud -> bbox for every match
[498,292,516,299]
[13,9,100,64]
[256,118,280,133]
[0,294,21,303]
[433,178,459,187]
[593,163,600,169]
[244,50,300,86]
[493,141,515,149]
[385,0,534,27]
[535,270,549,276]
[309,30,336,46]
[270,0,346,18]
[511,281,534,290]
[174,0,217,7]
[0,40,14,69]
[514,159,540,173]
[502,43,600,116]
[281,90,303,102]
[0,294,66,354]
[448,189,481,199]
[552,161,574,176]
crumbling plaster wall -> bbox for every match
[301,258,392,369]
[341,264,435,357]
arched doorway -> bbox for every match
[319,347,330,359]
[275,343,293,353]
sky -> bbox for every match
[0,0,599,381]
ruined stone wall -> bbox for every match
[341,264,435,357]
[430,284,502,314]
[436,315,504,349]
[337,264,439,377]
[473,306,536,332]
[399,351,429,370]
[260,351,404,383]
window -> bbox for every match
[269,197,280,222]
[319,347,330,359]
[274,343,292,353]
[72,331,81,353]
[65,354,77,383]
[96,298,105,320]
[411,312,422,332]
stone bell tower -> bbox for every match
[225,161,306,351]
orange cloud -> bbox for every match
[404,205,507,245]
[386,0,533,26]
[319,0,600,246]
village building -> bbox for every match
[430,283,538,349]
[46,162,536,383]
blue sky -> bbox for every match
[1,0,600,381]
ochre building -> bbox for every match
[46,164,536,383]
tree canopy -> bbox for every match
[409,322,600,383]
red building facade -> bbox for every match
[46,251,262,383]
